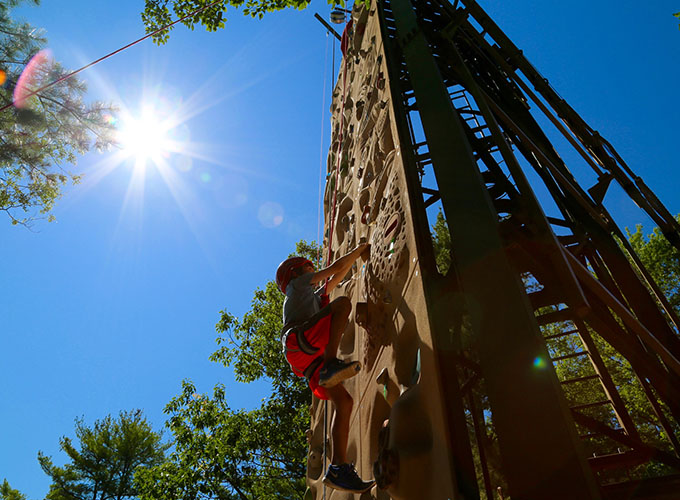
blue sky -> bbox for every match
[1,0,679,498]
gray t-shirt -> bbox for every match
[283,272,323,327]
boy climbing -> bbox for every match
[277,243,375,494]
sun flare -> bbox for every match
[118,108,173,166]
[81,75,241,240]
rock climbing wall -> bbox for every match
[305,4,459,499]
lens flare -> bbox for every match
[103,113,117,126]
[533,356,547,369]
[177,155,193,172]
[258,202,284,228]
[14,49,52,108]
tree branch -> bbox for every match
[35,92,116,147]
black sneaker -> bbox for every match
[318,358,361,388]
[323,463,375,493]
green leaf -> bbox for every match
[141,0,315,45]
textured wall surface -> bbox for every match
[302,1,680,498]
[305,4,457,499]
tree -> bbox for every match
[136,241,319,500]
[1,0,116,225]
[135,381,307,500]
[38,410,167,500]
[627,217,680,315]
[0,480,26,500]
[431,209,451,275]
[431,210,680,483]
[141,0,318,45]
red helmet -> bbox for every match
[276,257,312,293]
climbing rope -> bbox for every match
[319,15,351,500]
[316,32,330,269]
[324,29,350,269]
[323,395,328,500]
[0,0,224,113]
[331,36,336,101]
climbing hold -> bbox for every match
[373,420,399,489]
[355,100,365,120]
[383,213,401,243]
[376,72,385,90]
[376,367,389,400]
[341,214,350,232]
[308,448,323,469]
[387,238,395,257]
[355,302,368,328]
[361,205,371,224]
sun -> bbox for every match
[118,107,173,167]
[81,74,246,239]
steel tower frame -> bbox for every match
[374,0,680,497]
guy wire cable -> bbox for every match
[0,0,224,113]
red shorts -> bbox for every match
[283,299,332,400]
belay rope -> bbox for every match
[325,27,350,272]
[316,32,330,269]
[316,14,352,500]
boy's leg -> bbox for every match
[318,296,361,388]
[323,296,352,363]
[323,384,375,493]
[326,383,352,465]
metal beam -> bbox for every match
[386,0,601,497]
